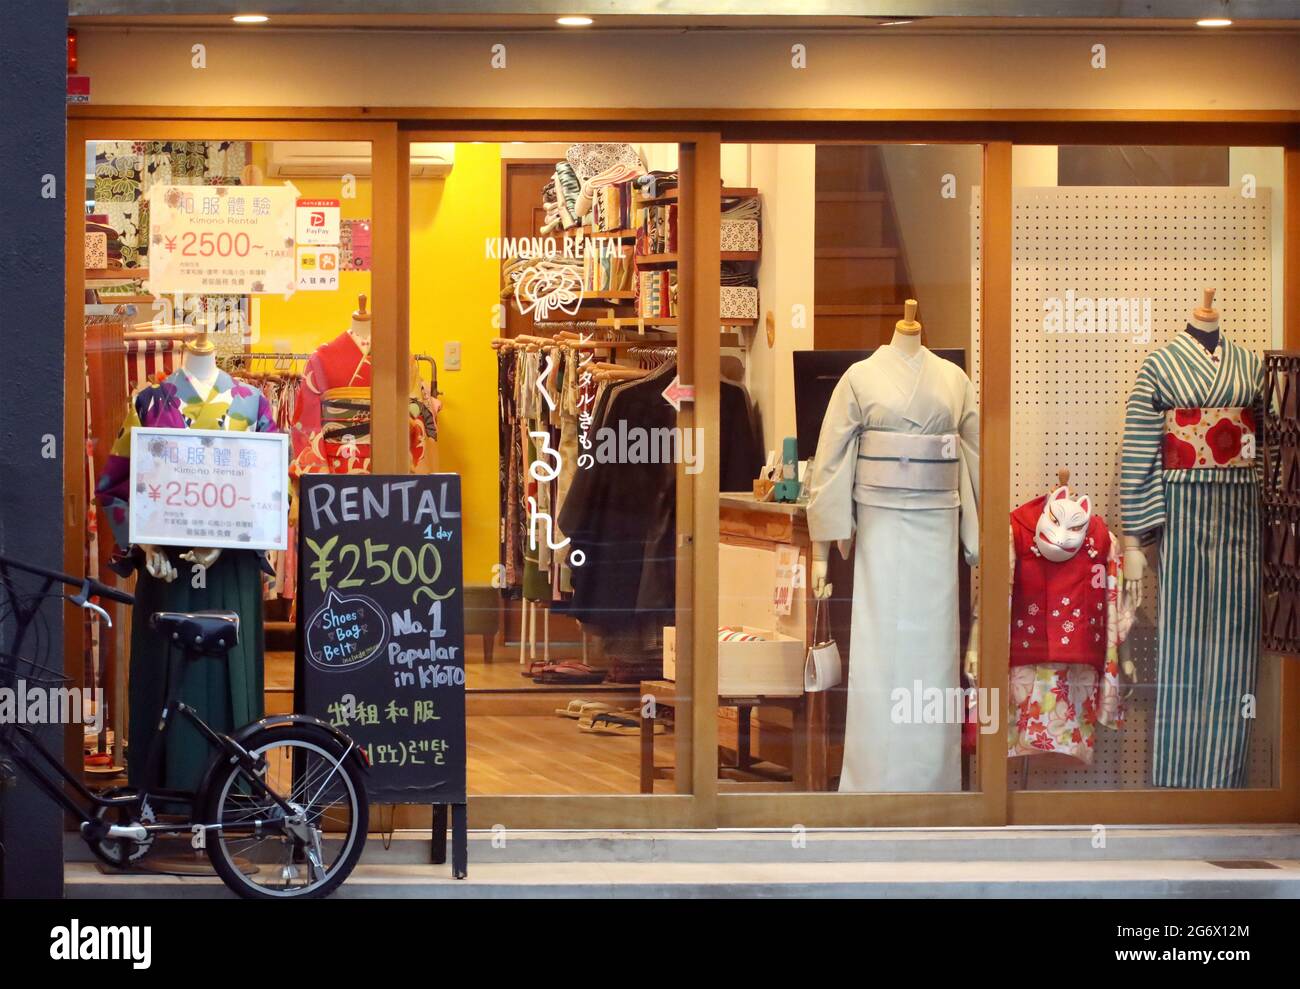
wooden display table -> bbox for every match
[639,679,826,793]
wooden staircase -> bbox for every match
[813,146,914,349]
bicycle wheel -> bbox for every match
[200,725,367,899]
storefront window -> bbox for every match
[715,142,984,794]
[81,139,382,794]
[409,140,691,795]
[1007,145,1284,790]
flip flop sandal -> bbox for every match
[535,662,607,685]
[555,698,614,719]
[579,711,667,736]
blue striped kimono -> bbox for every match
[1121,331,1262,789]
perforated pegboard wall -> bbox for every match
[972,185,1279,790]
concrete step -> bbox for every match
[64,858,1300,899]
[64,824,1300,867]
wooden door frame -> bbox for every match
[399,127,721,829]
[63,118,403,820]
[67,107,1300,832]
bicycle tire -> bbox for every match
[199,724,368,900]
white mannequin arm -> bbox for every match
[139,544,178,583]
[811,541,832,600]
[1121,534,1146,609]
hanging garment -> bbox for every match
[95,368,275,793]
[1121,330,1263,788]
[1007,491,1133,762]
[289,331,434,480]
[559,362,679,630]
[806,344,979,793]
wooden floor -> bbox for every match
[266,651,665,796]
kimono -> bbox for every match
[806,344,979,793]
[95,368,275,794]
[1121,331,1263,789]
[289,331,436,478]
[1007,498,1133,762]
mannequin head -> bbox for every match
[350,293,372,347]
[1034,485,1092,563]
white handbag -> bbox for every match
[803,598,842,693]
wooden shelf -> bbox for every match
[635,251,760,267]
[635,253,678,267]
[570,226,637,240]
[634,186,760,207]
[576,291,636,303]
[85,268,146,282]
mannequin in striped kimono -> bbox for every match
[1120,300,1262,789]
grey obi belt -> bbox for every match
[853,430,961,509]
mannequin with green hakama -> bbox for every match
[96,363,278,793]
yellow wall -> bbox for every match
[251,159,374,354]
[249,143,503,584]
[409,143,503,585]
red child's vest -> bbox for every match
[1010,495,1111,670]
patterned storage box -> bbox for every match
[721,218,760,252]
[720,286,758,320]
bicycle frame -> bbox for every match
[0,694,297,841]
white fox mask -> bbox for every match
[1034,485,1091,563]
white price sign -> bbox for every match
[129,427,290,551]
[146,183,299,297]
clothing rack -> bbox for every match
[223,350,441,396]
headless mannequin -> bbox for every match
[811,299,922,599]
[1121,289,1220,610]
[140,335,223,582]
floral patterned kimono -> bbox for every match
[289,331,436,478]
[1006,498,1135,763]
[96,368,276,793]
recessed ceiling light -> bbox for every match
[556,16,594,27]
[880,20,913,26]
[232,14,269,24]
[1196,17,1232,27]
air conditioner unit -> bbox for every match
[266,142,454,179]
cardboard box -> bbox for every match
[664,625,805,697]
[720,285,758,320]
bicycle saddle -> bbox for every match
[151,610,241,656]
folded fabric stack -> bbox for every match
[636,202,677,256]
[502,254,585,311]
[85,215,123,269]
[721,260,758,288]
[637,269,677,319]
[718,627,767,642]
[721,197,761,252]
[592,180,636,233]
[633,170,678,200]
[540,161,583,235]
[584,243,635,295]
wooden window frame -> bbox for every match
[67,108,1300,830]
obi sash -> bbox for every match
[854,431,960,510]
[1162,406,1255,470]
[856,431,959,489]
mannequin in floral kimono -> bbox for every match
[1006,483,1133,761]
[807,300,980,792]
[96,333,277,794]
[289,295,436,481]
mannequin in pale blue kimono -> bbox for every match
[808,302,980,792]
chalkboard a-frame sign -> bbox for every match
[298,474,466,805]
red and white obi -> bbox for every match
[1010,490,1111,671]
